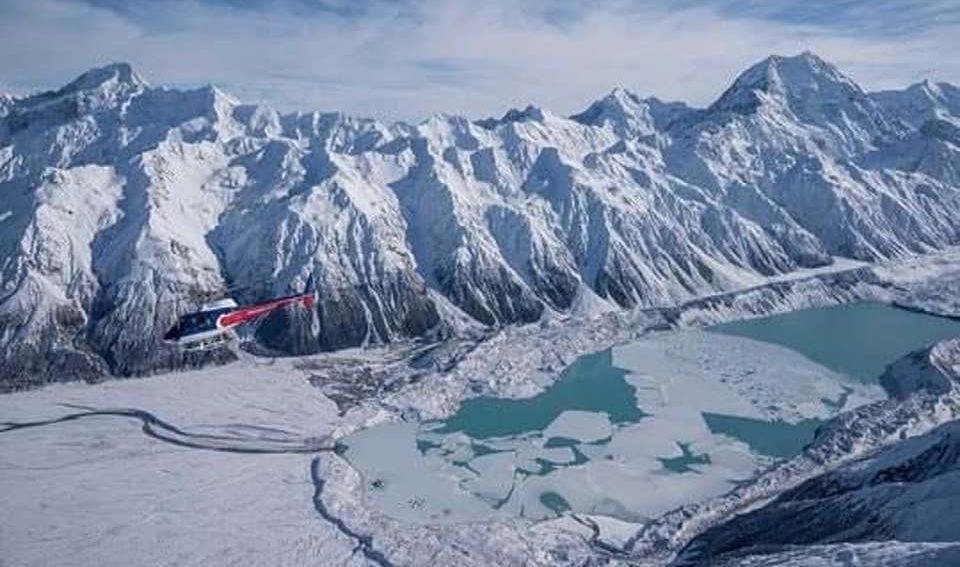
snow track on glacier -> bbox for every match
[0,402,396,565]
[0,404,335,454]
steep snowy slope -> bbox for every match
[664,53,959,261]
[872,80,960,129]
[2,53,959,388]
[676,340,960,566]
[570,87,692,138]
[870,80,960,187]
[0,65,241,387]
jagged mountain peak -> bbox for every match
[204,83,238,105]
[475,104,548,129]
[592,86,646,112]
[502,104,547,123]
[572,86,691,136]
[871,78,960,129]
[884,79,959,106]
[752,51,858,92]
[905,78,960,99]
[711,51,863,114]
[5,62,148,125]
[608,85,636,100]
[571,87,644,127]
[912,78,944,95]
[59,62,147,96]
[701,51,902,154]
[420,111,473,129]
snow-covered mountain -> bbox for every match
[872,80,960,129]
[2,52,959,389]
[868,80,960,187]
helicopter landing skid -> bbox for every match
[181,333,234,352]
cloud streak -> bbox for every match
[0,0,957,121]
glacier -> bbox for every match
[3,51,960,389]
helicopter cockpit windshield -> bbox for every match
[164,308,230,341]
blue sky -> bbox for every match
[0,0,957,120]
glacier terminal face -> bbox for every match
[2,51,960,390]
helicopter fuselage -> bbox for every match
[163,292,315,349]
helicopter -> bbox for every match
[163,277,317,351]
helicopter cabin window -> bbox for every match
[178,311,221,335]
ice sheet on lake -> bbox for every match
[339,422,500,523]
[341,330,885,525]
[617,330,883,422]
[543,411,612,443]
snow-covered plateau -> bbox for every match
[3,51,960,566]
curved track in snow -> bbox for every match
[0,404,335,454]
[0,403,397,564]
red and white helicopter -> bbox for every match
[163,278,317,351]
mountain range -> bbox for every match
[2,51,959,389]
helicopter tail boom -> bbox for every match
[217,292,314,329]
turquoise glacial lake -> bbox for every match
[342,302,960,523]
[428,349,645,440]
[710,302,960,382]
[425,303,960,461]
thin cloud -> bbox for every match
[0,0,957,121]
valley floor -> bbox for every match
[2,249,960,566]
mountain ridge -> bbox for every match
[2,52,959,389]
